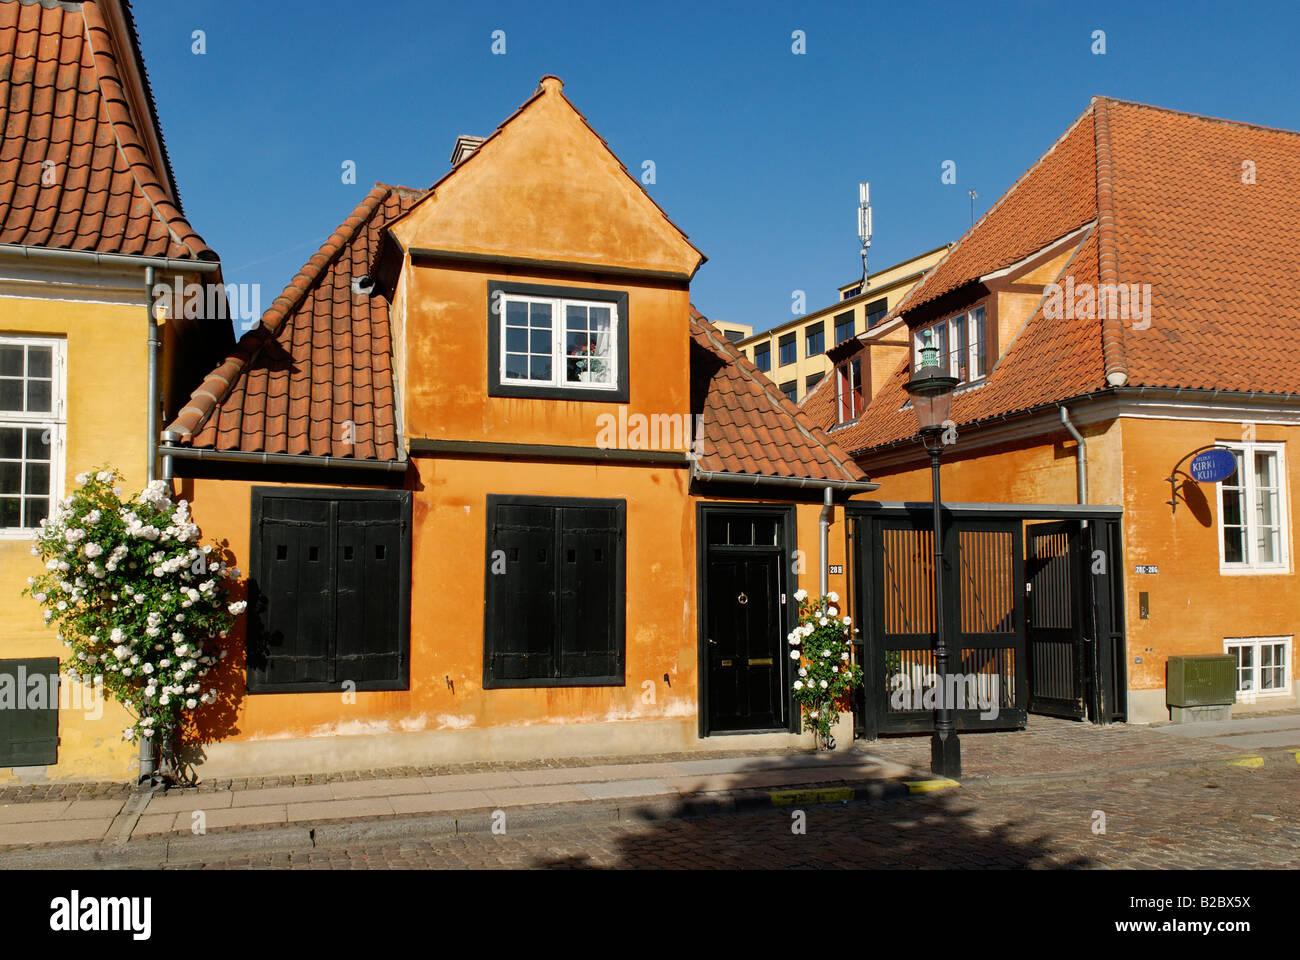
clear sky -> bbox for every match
[133,0,1300,337]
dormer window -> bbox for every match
[836,356,863,424]
[912,304,986,384]
[488,282,629,402]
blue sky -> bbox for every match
[134,0,1300,336]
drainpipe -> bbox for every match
[818,486,833,598]
[145,266,158,484]
[140,266,158,784]
[1059,405,1087,505]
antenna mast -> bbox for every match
[858,181,872,296]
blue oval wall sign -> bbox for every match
[1189,448,1237,483]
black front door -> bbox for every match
[1026,520,1088,719]
[705,552,784,731]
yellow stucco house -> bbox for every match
[0,0,227,781]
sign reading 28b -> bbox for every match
[1188,448,1236,484]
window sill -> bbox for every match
[1218,564,1292,576]
[489,382,627,403]
[0,530,38,542]
[484,675,626,689]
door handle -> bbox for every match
[708,638,717,645]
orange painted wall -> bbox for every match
[177,468,848,748]
[400,263,692,450]
[856,414,1299,701]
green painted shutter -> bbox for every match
[0,657,59,767]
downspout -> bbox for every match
[145,265,158,484]
[1060,405,1087,505]
[819,486,833,598]
[141,266,158,784]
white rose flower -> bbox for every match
[789,650,800,660]
[843,616,852,627]
[798,667,807,677]
[186,698,197,709]
[827,605,838,617]
[793,589,808,602]
[819,679,828,689]
[827,591,839,603]
[228,600,247,615]
[793,681,804,691]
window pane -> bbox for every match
[25,461,49,499]
[0,497,19,528]
[529,356,552,380]
[505,354,528,379]
[0,462,19,494]
[530,329,550,353]
[0,347,21,377]
[505,300,527,325]
[505,327,526,352]
[0,379,21,412]
[27,346,52,378]
[530,302,552,327]
[970,306,986,377]
[26,380,51,412]
[0,427,20,459]
[23,496,48,528]
[24,427,50,462]
[1223,524,1246,564]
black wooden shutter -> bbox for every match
[557,503,624,680]
[0,657,59,766]
[334,497,406,685]
[255,496,334,687]
[486,502,558,682]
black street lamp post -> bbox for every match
[903,331,961,778]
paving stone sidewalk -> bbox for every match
[2,711,1296,862]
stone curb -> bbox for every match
[0,777,921,868]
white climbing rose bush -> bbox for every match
[23,469,240,744]
[789,589,862,747]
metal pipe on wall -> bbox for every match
[1059,405,1088,505]
[818,486,833,598]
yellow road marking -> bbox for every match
[903,778,961,793]
[768,787,854,806]
[1227,756,1265,768]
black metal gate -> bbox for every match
[849,503,1127,739]
[852,508,1026,737]
[1026,521,1087,718]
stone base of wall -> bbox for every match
[1124,688,1297,725]
[191,718,826,779]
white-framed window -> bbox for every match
[500,294,618,391]
[0,336,65,536]
[835,356,863,424]
[913,304,987,385]
[1224,636,1292,700]
[1217,441,1288,573]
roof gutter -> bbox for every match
[159,439,408,477]
[0,242,221,273]
[690,461,879,494]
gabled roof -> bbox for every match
[809,97,1300,456]
[165,184,423,459]
[0,0,214,260]
[690,308,866,482]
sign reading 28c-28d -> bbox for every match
[1188,448,1237,484]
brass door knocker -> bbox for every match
[737,592,748,605]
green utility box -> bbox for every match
[1167,654,1237,722]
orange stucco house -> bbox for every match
[807,97,1300,728]
[159,77,877,777]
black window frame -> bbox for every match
[754,343,771,372]
[778,380,798,402]
[864,297,889,329]
[834,310,856,345]
[805,371,824,391]
[247,487,412,694]
[483,494,627,689]
[778,332,797,366]
[487,281,630,403]
[805,321,825,358]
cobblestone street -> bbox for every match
[164,746,1299,870]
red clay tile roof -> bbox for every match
[690,309,866,482]
[165,184,422,459]
[0,0,213,259]
[809,97,1300,456]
